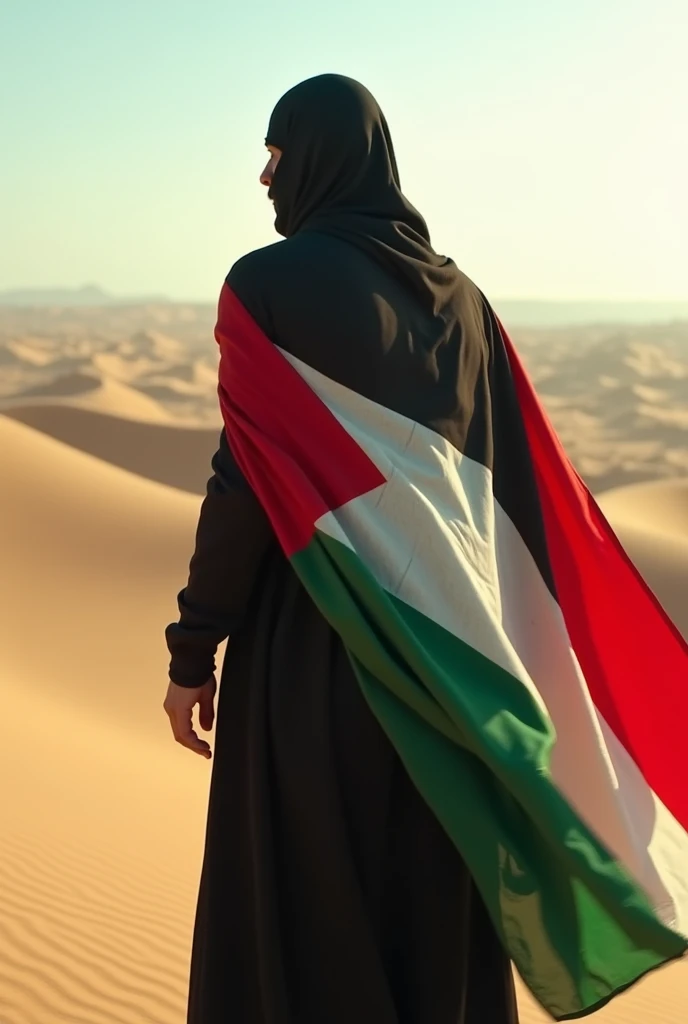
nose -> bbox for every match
[260,159,273,188]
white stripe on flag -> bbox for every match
[283,348,688,934]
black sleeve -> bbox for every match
[164,429,274,687]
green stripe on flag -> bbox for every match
[291,528,687,1020]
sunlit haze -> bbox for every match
[2,0,686,302]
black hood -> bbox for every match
[264,74,460,316]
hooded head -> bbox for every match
[263,74,429,242]
[260,74,458,315]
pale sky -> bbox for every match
[2,0,686,301]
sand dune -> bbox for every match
[133,379,213,404]
[93,352,217,389]
[0,691,207,1024]
[0,342,22,365]
[89,332,192,384]
[0,416,208,733]
[11,370,107,399]
[0,409,686,1022]
[0,318,221,426]
[0,416,212,1023]
[1,306,686,493]
[1,370,175,419]
[0,391,219,493]
[600,479,688,535]
[594,480,688,635]
[515,324,688,492]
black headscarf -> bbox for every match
[227,73,551,602]
[265,74,461,316]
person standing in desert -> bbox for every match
[164,74,688,1024]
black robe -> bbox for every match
[165,228,520,1024]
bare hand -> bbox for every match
[163,675,217,759]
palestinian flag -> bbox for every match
[215,282,688,1020]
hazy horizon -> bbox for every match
[3,0,687,303]
[4,282,688,307]
[3,283,688,329]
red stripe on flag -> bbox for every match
[499,317,688,832]
[215,283,385,557]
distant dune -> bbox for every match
[0,359,223,493]
[597,480,688,635]
[600,479,688,534]
[12,370,104,399]
[2,304,685,493]
[515,324,688,492]
[0,369,178,417]
[3,286,688,325]
[495,298,688,327]
[0,405,218,495]
[92,349,205,384]
[0,284,170,307]
[133,378,214,402]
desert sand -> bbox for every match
[1,305,687,495]
[0,307,687,1022]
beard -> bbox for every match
[269,195,281,232]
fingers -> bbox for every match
[198,693,215,733]
[198,675,216,733]
[163,678,216,758]
[165,706,212,759]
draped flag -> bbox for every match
[215,282,688,1020]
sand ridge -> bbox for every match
[0,400,219,494]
